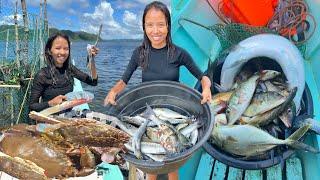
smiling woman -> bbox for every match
[103,1,212,180]
[29,32,99,112]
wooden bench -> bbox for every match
[195,152,303,180]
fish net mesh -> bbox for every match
[0,2,48,126]
[208,23,306,58]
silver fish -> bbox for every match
[242,87,297,126]
[132,119,150,159]
[145,154,166,162]
[211,124,315,157]
[143,104,191,152]
[227,74,260,125]
[121,115,157,127]
[124,142,166,155]
[243,91,286,117]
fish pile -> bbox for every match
[106,104,202,162]
[209,69,319,158]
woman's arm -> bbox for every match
[104,80,127,105]
[29,73,50,111]
[71,65,98,86]
[104,49,139,106]
[180,49,212,104]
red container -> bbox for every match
[208,0,278,26]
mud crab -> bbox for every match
[0,115,130,178]
[0,151,48,180]
[0,125,94,178]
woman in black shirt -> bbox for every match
[104,2,211,180]
[104,1,211,107]
[30,33,98,112]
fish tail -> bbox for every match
[285,124,319,153]
[289,141,319,153]
[286,124,311,143]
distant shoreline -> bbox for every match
[0,25,142,42]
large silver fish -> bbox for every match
[211,124,316,157]
[243,91,286,117]
[226,74,260,125]
[241,87,297,126]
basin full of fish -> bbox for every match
[209,69,319,159]
[105,104,202,162]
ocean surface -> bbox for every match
[71,41,142,112]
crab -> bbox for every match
[41,118,130,148]
[0,151,49,180]
[0,125,95,178]
[0,117,130,178]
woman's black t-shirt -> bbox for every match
[29,65,97,111]
[121,45,203,84]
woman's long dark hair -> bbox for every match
[44,32,72,85]
[140,1,175,69]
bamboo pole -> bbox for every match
[43,0,48,38]
[10,89,14,125]
[5,29,9,64]
[21,0,29,69]
[39,0,45,68]
[14,1,20,68]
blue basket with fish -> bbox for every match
[106,80,214,174]
[195,34,315,169]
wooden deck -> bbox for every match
[195,152,303,180]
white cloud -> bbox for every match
[77,0,89,8]
[80,1,131,39]
[63,17,73,27]
[114,0,140,9]
[0,14,23,25]
[123,10,139,27]
[67,8,77,15]
[47,0,73,9]
[135,0,170,6]
[79,0,174,39]
[26,0,41,7]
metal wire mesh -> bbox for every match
[0,2,47,125]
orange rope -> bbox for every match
[268,0,316,44]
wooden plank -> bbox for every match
[227,167,243,180]
[195,152,215,180]
[211,160,227,180]
[0,85,20,88]
[266,164,282,180]
[244,170,263,180]
[128,163,137,180]
[286,157,303,180]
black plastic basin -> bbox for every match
[106,80,214,174]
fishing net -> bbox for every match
[208,23,306,58]
[0,2,48,126]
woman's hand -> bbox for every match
[200,76,212,104]
[104,90,117,106]
[48,95,67,106]
[104,80,127,106]
[201,87,212,104]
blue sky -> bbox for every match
[1,0,170,39]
